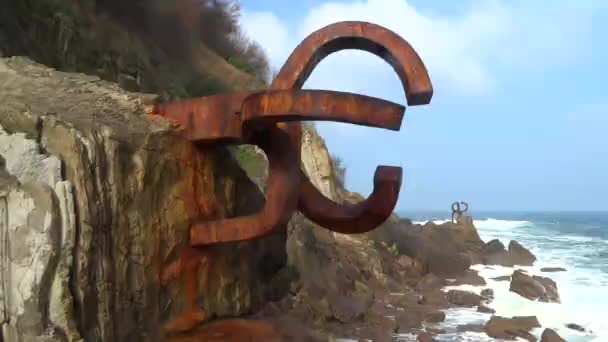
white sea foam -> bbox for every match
[435,216,608,342]
[404,215,608,341]
[473,218,531,230]
[413,218,531,230]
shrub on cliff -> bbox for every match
[0,0,270,99]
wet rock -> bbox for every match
[457,324,485,333]
[485,316,541,342]
[541,267,567,273]
[418,290,448,307]
[424,310,446,323]
[329,291,373,323]
[481,288,494,301]
[416,273,445,292]
[491,275,511,282]
[452,269,487,286]
[566,323,586,332]
[477,304,495,314]
[417,332,435,342]
[510,270,560,303]
[387,217,484,277]
[541,328,566,342]
[509,240,537,266]
[397,254,424,274]
[532,275,560,303]
[166,318,326,342]
[446,290,482,307]
[483,239,536,267]
[484,239,506,253]
[426,327,446,335]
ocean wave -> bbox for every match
[474,218,531,230]
[549,235,597,243]
[412,218,532,230]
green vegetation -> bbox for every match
[0,0,270,100]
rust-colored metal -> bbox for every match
[270,20,432,234]
[152,21,433,244]
[241,89,405,130]
[269,21,432,104]
[153,89,405,142]
[190,126,300,245]
[297,166,402,233]
[152,20,434,333]
[160,246,211,332]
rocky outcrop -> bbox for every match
[508,240,537,265]
[0,57,286,342]
[565,323,586,332]
[541,328,566,342]
[1,124,81,341]
[385,215,485,277]
[483,239,536,266]
[299,126,340,201]
[446,290,482,307]
[541,267,566,273]
[477,304,495,314]
[485,316,541,341]
[510,270,560,303]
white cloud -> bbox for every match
[239,10,291,72]
[240,0,594,98]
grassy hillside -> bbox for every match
[0,0,267,100]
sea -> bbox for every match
[399,211,608,341]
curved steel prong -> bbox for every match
[271,21,433,106]
[190,126,300,246]
[297,166,402,233]
[268,21,432,233]
[241,89,404,130]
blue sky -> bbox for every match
[238,0,608,212]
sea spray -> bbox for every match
[407,213,608,341]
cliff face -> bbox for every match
[0,57,286,342]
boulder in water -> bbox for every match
[481,288,494,301]
[483,239,536,266]
[484,239,506,254]
[477,304,496,314]
[424,310,446,323]
[485,316,541,342]
[387,218,484,277]
[566,323,586,332]
[541,328,566,342]
[416,332,435,342]
[491,275,511,282]
[451,270,486,286]
[509,270,560,303]
[509,240,537,265]
[541,267,567,273]
[446,290,482,307]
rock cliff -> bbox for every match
[0,57,285,341]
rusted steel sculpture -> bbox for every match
[452,201,469,223]
[151,21,433,332]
